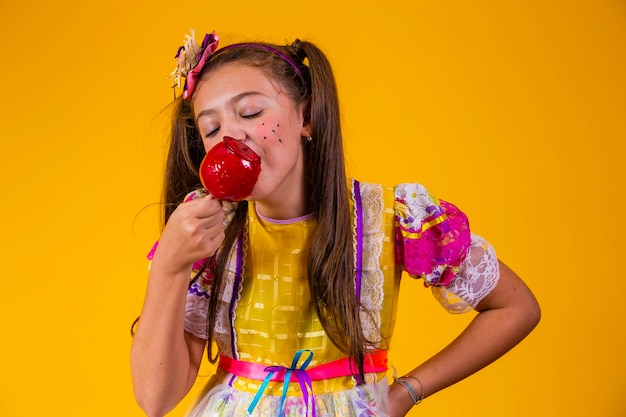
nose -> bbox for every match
[219,119,246,142]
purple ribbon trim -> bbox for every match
[354,180,363,305]
[229,231,245,359]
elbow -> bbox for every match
[527,296,541,331]
[133,390,172,417]
[518,292,541,337]
[131,371,177,417]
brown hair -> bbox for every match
[162,39,372,380]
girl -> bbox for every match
[130,30,540,417]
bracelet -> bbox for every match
[393,375,424,405]
[402,375,424,404]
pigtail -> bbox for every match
[206,201,248,363]
[298,41,369,381]
[163,98,205,226]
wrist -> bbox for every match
[149,243,198,277]
[393,374,425,406]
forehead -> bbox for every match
[194,62,282,99]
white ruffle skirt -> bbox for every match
[186,374,390,417]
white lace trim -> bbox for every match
[354,182,386,347]
[213,231,245,358]
[431,233,500,313]
[183,198,240,343]
[185,288,209,339]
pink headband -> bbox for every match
[172,31,304,100]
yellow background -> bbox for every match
[1,0,624,416]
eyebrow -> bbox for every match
[195,91,264,121]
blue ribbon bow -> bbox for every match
[247,349,316,416]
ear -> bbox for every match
[300,101,312,137]
[300,122,312,137]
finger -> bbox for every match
[176,197,224,224]
[189,195,225,219]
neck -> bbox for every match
[254,150,312,220]
[254,174,311,220]
[255,192,311,220]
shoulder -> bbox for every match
[349,178,395,202]
[392,183,449,229]
[349,180,443,215]
[349,179,450,221]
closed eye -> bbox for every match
[242,111,262,119]
[205,127,220,138]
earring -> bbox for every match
[306,135,313,142]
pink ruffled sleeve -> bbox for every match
[394,183,500,313]
[394,183,471,287]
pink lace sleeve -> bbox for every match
[431,234,500,313]
[394,183,471,287]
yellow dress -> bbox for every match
[175,180,500,416]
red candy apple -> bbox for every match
[199,136,261,202]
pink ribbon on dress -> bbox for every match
[219,350,388,416]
